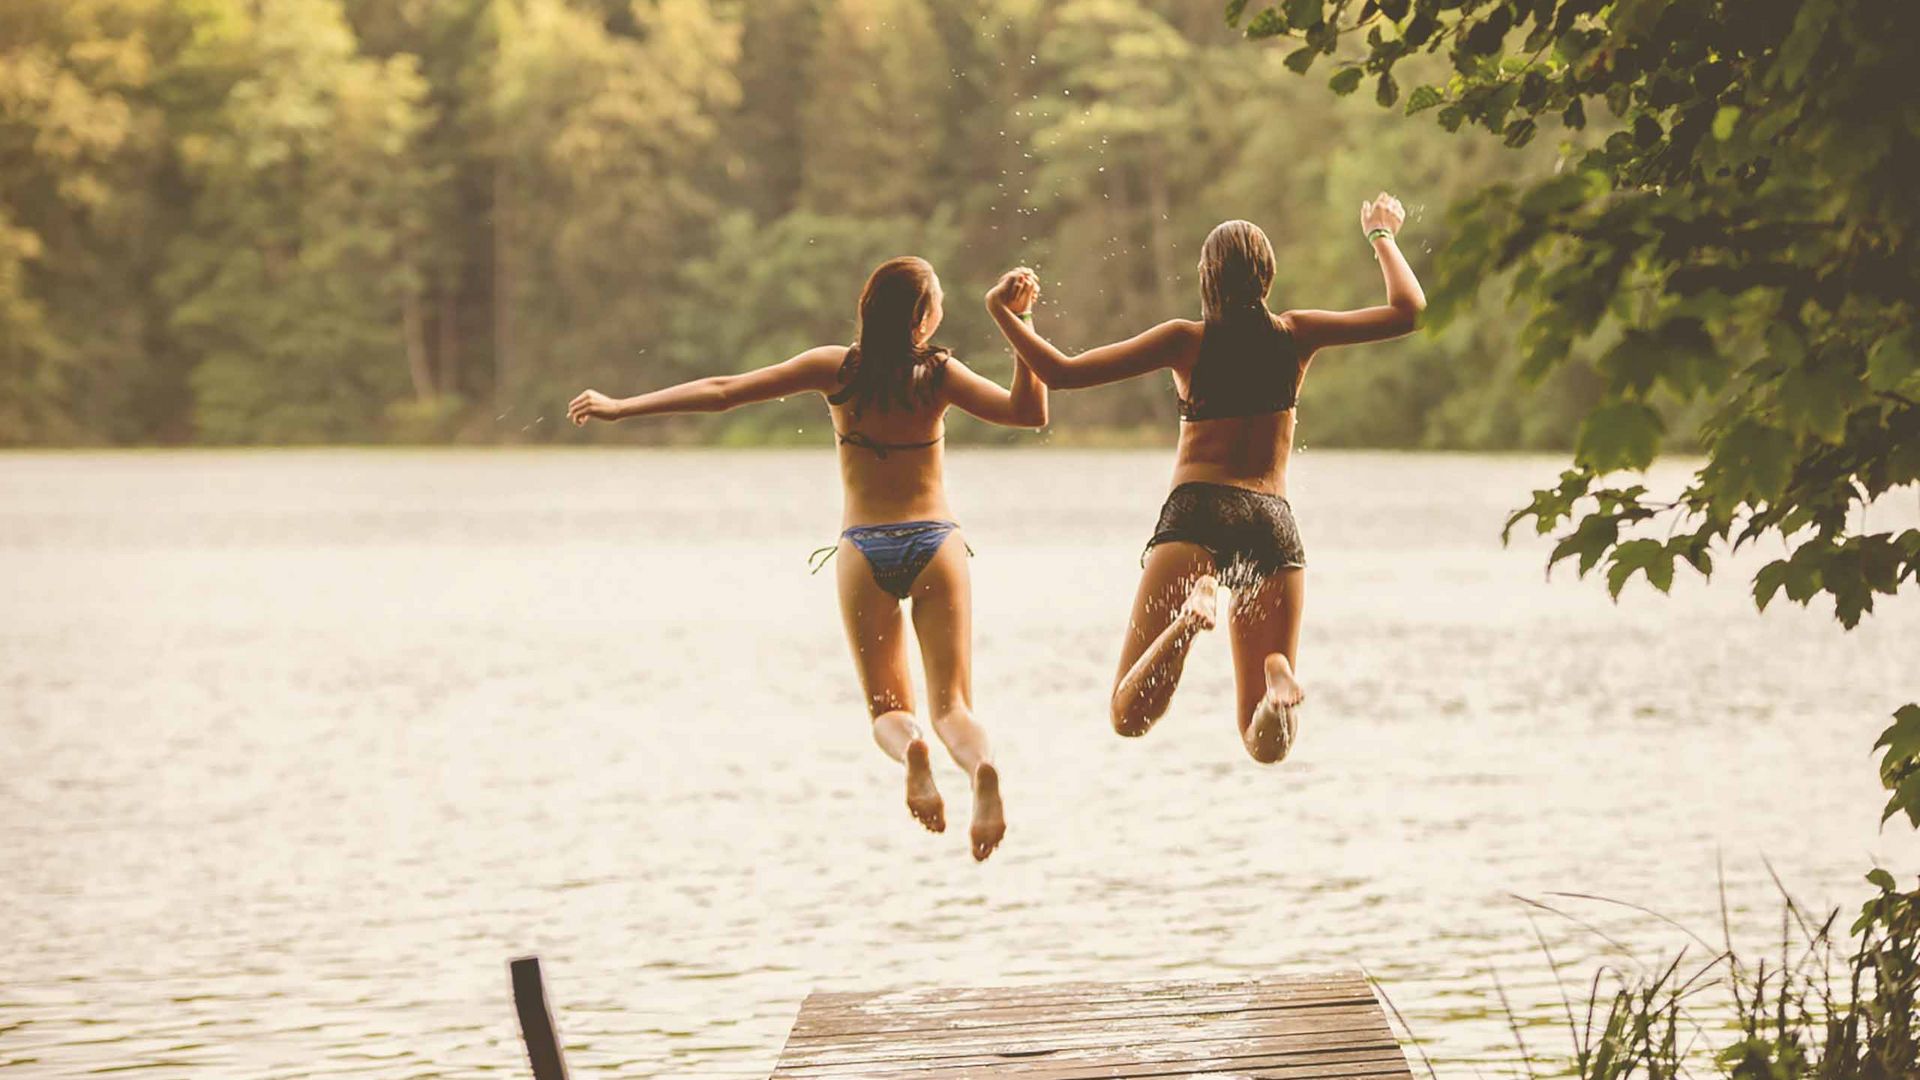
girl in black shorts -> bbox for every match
[986,194,1427,763]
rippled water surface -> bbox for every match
[4,449,1916,1078]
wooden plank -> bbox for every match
[776,1042,1407,1080]
[789,980,1374,1039]
[801,973,1369,1013]
[777,1004,1391,1065]
[776,1020,1396,1074]
[786,991,1379,1043]
[509,955,570,1080]
[773,971,1413,1080]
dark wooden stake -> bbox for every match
[510,955,570,1080]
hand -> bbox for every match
[986,267,1041,315]
[1361,191,1406,238]
[568,389,621,426]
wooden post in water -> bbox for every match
[509,955,570,1080]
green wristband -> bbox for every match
[1016,310,1033,323]
[1367,228,1395,243]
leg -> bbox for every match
[908,534,1004,861]
[835,540,944,832]
[1109,542,1218,738]
[1228,568,1306,764]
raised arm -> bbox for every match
[568,346,843,426]
[987,278,1191,390]
[943,270,1048,428]
[1282,192,1428,354]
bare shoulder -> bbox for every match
[1165,318,1204,340]
[799,344,851,368]
[792,344,850,386]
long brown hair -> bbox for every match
[829,256,950,417]
[1198,219,1277,322]
[1195,219,1291,374]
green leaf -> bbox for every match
[1285,45,1318,73]
[1753,559,1790,610]
[1574,400,1663,473]
[1246,8,1290,37]
[1284,0,1323,28]
[1866,867,1896,891]
[1606,538,1675,597]
[1765,322,1806,368]
[1881,705,1920,827]
[1867,328,1917,392]
[1406,85,1444,114]
[1778,358,1860,444]
[1328,66,1364,95]
[1711,105,1741,141]
[1226,0,1253,25]
[1376,72,1399,107]
[1549,512,1620,576]
[1706,421,1795,506]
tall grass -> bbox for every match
[1383,870,1918,1080]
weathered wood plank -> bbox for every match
[789,980,1375,1039]
[777,1005,1391,1066]
[800,973,1368,1014]
[776,1042,1406,1080]
[786,993,1379,1043]
[774,971,1414,1079]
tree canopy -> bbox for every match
[4,0,1601,449]
[1227,0,1919,825]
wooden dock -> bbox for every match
[771,970,1415,1079]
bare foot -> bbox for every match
[969,762,1005,862]
[905,739,945,833]
[1244,653,1304,764]
[1181,574,1220,631]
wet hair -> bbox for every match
[1198,219,1277,322]
[1195,219,1291,374]
[829,256,950,418]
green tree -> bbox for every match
[164,0,432,443]
[798,0,949,216]
[1228,0,1920,824]
[492,0,739,430]
[0,0,217,444]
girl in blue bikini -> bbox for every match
[569,258,1045,861]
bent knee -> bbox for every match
[1109,701,1155,738]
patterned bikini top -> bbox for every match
[1176,314,1303,421]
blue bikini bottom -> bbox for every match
[810,520,963,600]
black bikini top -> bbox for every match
[1177,315,1303,422]
[836,429,943,459]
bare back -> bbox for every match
[826,346,956,528]
[1163,316,1311,498]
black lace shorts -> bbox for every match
[1144,481,1306,588]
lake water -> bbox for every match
[3,449,1915,1078]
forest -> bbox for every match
[1,0,1608,449]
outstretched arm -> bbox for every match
[986,279,1190,390]
[945,270,1048,428]
[1283,191,1427,354]
[568,346,843,425]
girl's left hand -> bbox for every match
[568,389,619,426]
[987,267,1040,314]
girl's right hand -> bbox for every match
[568,389,620,426]
[1361,191,1407,237]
